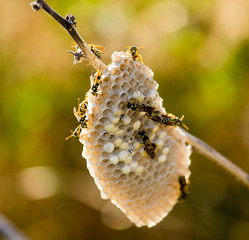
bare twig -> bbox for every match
[30,0,106,70]
[0,213,31,240]
[183,130,249,189]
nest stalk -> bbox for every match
[30,0,106,70]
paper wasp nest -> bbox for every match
[79,51,191,227]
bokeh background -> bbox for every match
[1,0,249,239]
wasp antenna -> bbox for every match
[98,50,106,54]
[95,45,105,49]
[65,130,74,140]
[137,46,144,49]
[180,115,185,121]
[73,108,79,120]
[71,41,77,48]
[65,135,72,141]
[182,123,189,131]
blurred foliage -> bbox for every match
[0,0,249,239]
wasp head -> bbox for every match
[130,46,137,55]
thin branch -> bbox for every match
[0,213,31,240]
[30,0,106,70]
[183,130,249,189]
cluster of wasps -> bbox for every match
[125,46,190,202]
[68,43,106,64]
[66,44,105,140]
[126,89,190,201]
[66,45,190,200]
[127,92,188,160]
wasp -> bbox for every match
[160,114,189,130]
[127,101,153,113]
[88,44,106,59]
[127,100,161,122]
[178,175,190,202]
[91,68,102,96]
[127,99,188,130]
[74,98,88,128]
[78,98,88,115]
[67,42,85,64]
[126,46,144,63]
[65,125,83,141]
[137,129,156,159]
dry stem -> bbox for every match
[30,0,249,190]
[0,213,31,240]
[184,130,249,189]
[30,0,106,70]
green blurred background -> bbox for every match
[1,0,249,239]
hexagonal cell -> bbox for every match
[112,84,121,92]
[112,68,121,75]
[120,92,128,101]
[119,63,127,71]
[113,76,122,85]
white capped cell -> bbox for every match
[139,112,146,116]
[114,109,123,117]
[124,156,132,164]
[122,165,131,174]
[153,124,159,133]
[118,151,128,161]
[110,156,119,164]
[158,131,167,140]
[115,129,124,136]
[133,120,141,130]
[156,140,164,147]
[103,142,115,153]
[162,147,169,155]
[121,115,131,125]
[114,137,123,147]
[111,117,120,125]
[111,126,119,133]
[158,155,167,163]
[132,90,143,101]
[104,124,115,132]
[119,142,128,150]
[130,161,138,169]
[134,141,141,150]
[135,166,144,174]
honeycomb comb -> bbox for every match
[79,51,191,227]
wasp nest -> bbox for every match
[79,51,191,227]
